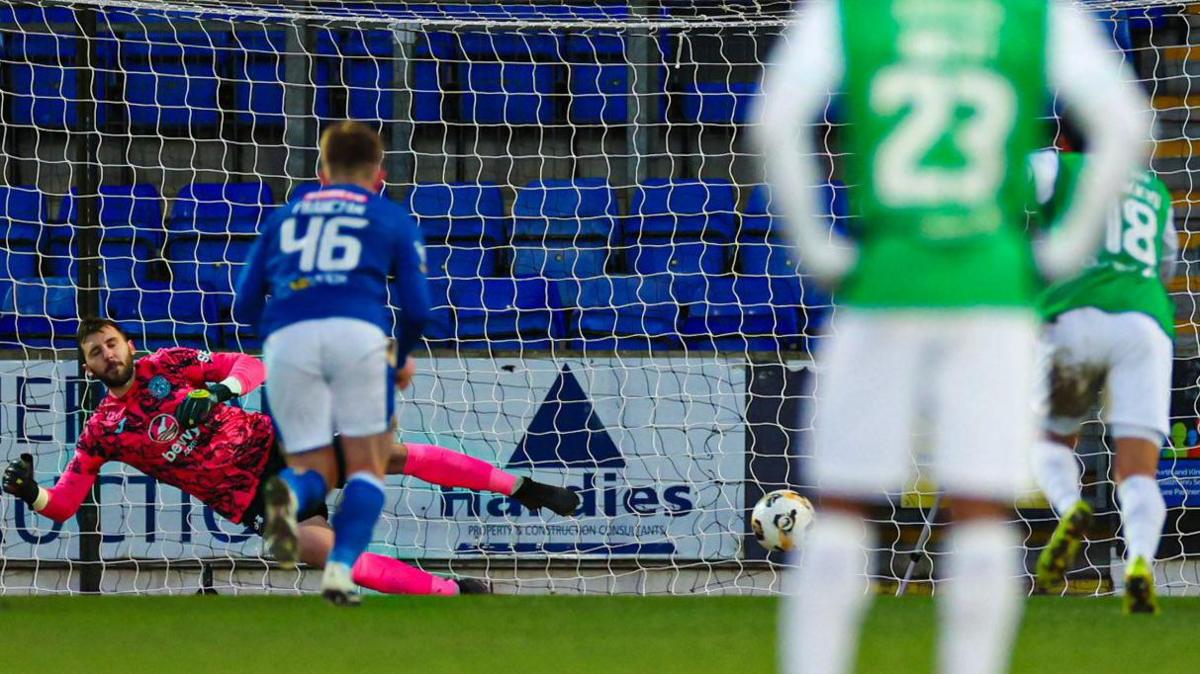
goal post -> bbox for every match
[0,0,1196,596]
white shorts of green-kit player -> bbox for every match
[812,309,1039,501]
[1042,307,1172,443]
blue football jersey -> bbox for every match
[234,184,431,363]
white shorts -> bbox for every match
[264,318,397,454]
[1042,307,1172,442]
[812,309,1039,501]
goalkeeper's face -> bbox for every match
[81,327,135,388]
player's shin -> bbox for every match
[1117,474,1166,564]
[327,471,386,574]
[279,467,329,518]
[352,552,460,595]
[782,511,872,674]
[400,443,517,495]
[1032,439,1083,517]
[939,521,1023,674]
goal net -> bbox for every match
[0,0,1195,596]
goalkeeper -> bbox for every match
[1029,146,1176,614]
[2,318,579,595]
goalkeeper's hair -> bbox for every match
[320,121,384,179]
[76,317,130,352]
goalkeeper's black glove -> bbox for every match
[175,383,237,430]
[2,453,39,506]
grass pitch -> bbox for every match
[2,595,1196,673]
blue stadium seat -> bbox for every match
[627,239,727,278]
[420,277,454,344]
[458,31,560,125]
[0,277,78,348]
[120,31,228,131]
[2,32,114,129]
[411,32,458,122]
[59,184,166,246]
[565,33,627,124]
[513,241,607,279]
[512,178,618,241]
[0,186,48,300]
[342,30,396,122]
[568,275,685,351]
[742,182,850,237]
[444,277,565,350]
[102,278,221,349]
[169,182,274,234]
[737,240,798,278]
[233,28,287,128]
[425,244,500,280]
[679,80,758,125]
[405,183,506,243]
[677,276,806,352]
[627,178,737,241]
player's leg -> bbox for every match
[387,442,580,516]
[783,312,918,674]
[1107,312,1172,615]
[296,516,487,595]
[262,322,336,567]
[320,319,401,606]
[934,311,1038,674]
[1032,310,1107,591]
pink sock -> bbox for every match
[402,443,518,495]
[351,553,460,596]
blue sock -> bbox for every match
[329,472,386,568]
[279,467,328,519]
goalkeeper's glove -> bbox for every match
[176,383,237,430]
[2,453,39,506]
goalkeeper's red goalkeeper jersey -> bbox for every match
[39,347,273,524]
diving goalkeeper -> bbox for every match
[2,317,579,595]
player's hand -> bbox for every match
[176,383,236,430]
[395,358,416,391]
[2,453,39,505]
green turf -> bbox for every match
[2,595,1196,673]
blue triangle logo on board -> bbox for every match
[507,364,624,469]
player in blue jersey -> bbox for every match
[235,121,432,605]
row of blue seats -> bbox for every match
[1,25,753,129]
[0,273,828,353]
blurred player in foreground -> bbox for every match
[2,319,579,595]
[236,121,429,605]
[755,0,1149,672]
[1029,146,1175,614]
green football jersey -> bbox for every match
[838,0,1049,309]
[1036,152,1176,337]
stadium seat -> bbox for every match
[565,33,628,124]
[679,80,758,125]
[102,278,221,349]
[411,32,458,122]
[0,186,49,300]
[342,30,397,122]
[419,277,454,345]
[2,32,114,129]
[405,183,506,243]
[169,182,275,234]
[458,31,561,125]
[568,275,685,351]
[425,243,500,280]
[0,277,78,349]
[120,31,228,131]
[511,178,618,241]
[627,239,727,279]
[233,28,287,128]
[742,182,850,237]
[677,276,806,352]
[444,277,565,350]
[627,178,738,241]
[737,240,798,278]
[59,184,166,245]
[513,241,607,279]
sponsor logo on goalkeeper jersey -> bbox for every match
[439,365,695,519]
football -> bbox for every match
[751,489,815,552]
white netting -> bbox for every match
[0,0,1195,595]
